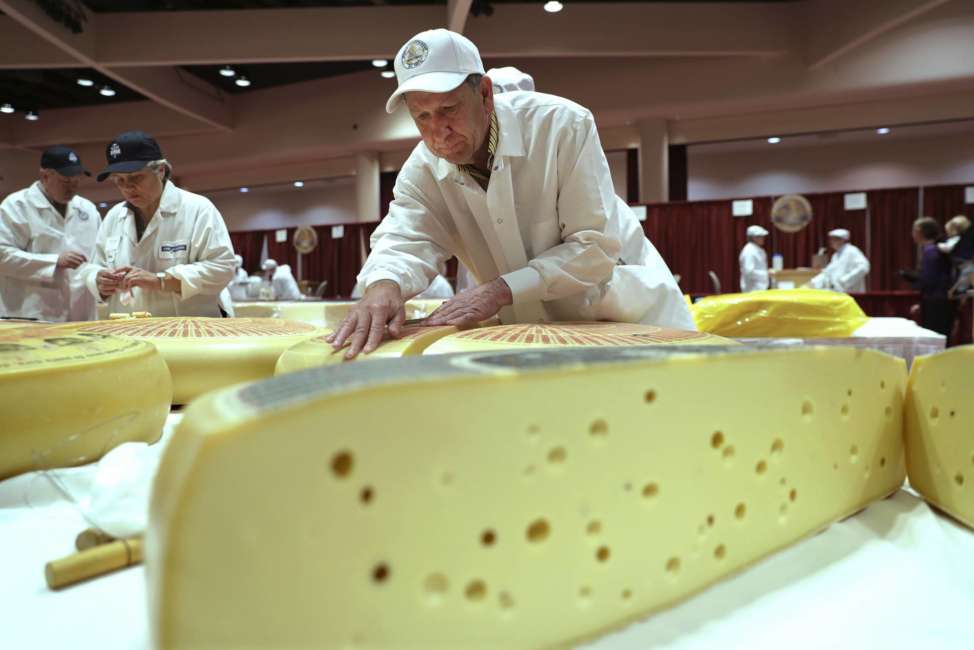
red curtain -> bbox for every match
[228,231,264,274]
[866,188,920,291]
[922,184,974,224]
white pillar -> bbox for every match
[355,152,380,222]
[638,118,668,204]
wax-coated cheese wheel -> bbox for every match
[424,322,733,355]
[60,318,322,404]
[275,325,458,375]
[0,325,171,480]
[904,345,974,529]
[148,345,906,649]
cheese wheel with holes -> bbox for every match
[424,322,733,355]
[59,318,323,404]
[0,325,171,480]
[904,345,974,528]
[275,325,458,375]
[148,345,906,649]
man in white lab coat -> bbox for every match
[262,259,304,300]
[739,225,770,292]
[330,29,691,358]
[809,229,870,293]
[81,131,236,317]
[0,146,100,321]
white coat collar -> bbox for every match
[433,98,526,182]
[26,181,88,215]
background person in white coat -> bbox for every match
[808,229,870,293]
[81,131,236,317]
[739,225,770,292]
[330,29,691,358]
[0,146,100,321]
[261,258,304,300]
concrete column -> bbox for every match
[355,152,380,222]
[638,118,669,203]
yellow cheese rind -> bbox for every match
[60,317,323,404]
[904,345,974,528]
[0,326,171,480]
[424,322,733,355]
[148,346,906,649]
[275,325,458,374]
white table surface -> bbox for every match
[3,413,973,650]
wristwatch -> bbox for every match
[156,272,167,291]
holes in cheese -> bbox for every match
[147,345,907,649]
[0,325,171,480]
[58,317,322,404]
[905,346,974,529]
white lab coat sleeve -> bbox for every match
[165,204,236,301]
[501,114,620,305]
[836,248,870,292]
[80,225,110,300]
[0,201,59,283]
[359,175,455,299]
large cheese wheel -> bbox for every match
[148,345,906,649]
[233,301,330,327]
[0,325,171,480]
[60,318,322,404]
[424,322,732,354]
[904,345,974,528]
[275,325,458,375]
[322,299,447,329]
[691,289,869,338]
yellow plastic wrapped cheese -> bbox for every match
[424,322,733,355]
[691,289,869,338]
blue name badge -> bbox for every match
[159,241,189,260]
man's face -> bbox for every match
[405,77,494,165]
[753,235,766,247]
[109,167,164,211]
[828,236,845,251]
[39,169,81,204]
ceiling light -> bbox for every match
[98,202,108,208]
[0,103,14,114]
[381,70,396,79]
[877,127,890,135]
[76,78,94,87]
[25,111,39,121]
[544,1,564,13]
[372,59,388,68]
[99,86,116,97]
[235,76,251,88]
[219,66,236,77]
[767,136,781,144]
[240,187,249,193]
[293,180,304,188]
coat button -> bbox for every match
[496,218,503,224]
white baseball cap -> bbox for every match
[261,259,278,271]
[828,228,851,240]
[747,225,769,237]
[486,66,535,94]
[385,28,486,114]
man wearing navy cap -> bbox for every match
[0,145,101,321]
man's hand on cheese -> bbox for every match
[423,277,512,327]
[327,280,406,359]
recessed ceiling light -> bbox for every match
[98,202,108,208]
[77,78,94,87]
[381,70,396,79]
[372,59,388,68]
[544,1,564,13]
[240,187,249,193]
[293,180,304,188]
[767,136,781,144]
[877,127,890,135]
[219,66,236,77]
[25,111,39,121]
[235,76,251,88]
[0,103,14,114]
[99,86,116,97]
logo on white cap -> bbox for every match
[401,40,429,70]
[68,152,78,163]
[109,143,121,159]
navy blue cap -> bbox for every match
[40,145,90,177]
[96,131,164,182]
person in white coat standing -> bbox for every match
[81,131,236,317]
[809,229,870,293]
[739,225,770,292]
[0,146,100,322]
[330,29,691,358]
[261,259,304,300]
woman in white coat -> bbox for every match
[81,131,236,317]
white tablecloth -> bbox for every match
[3,414,973,650]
